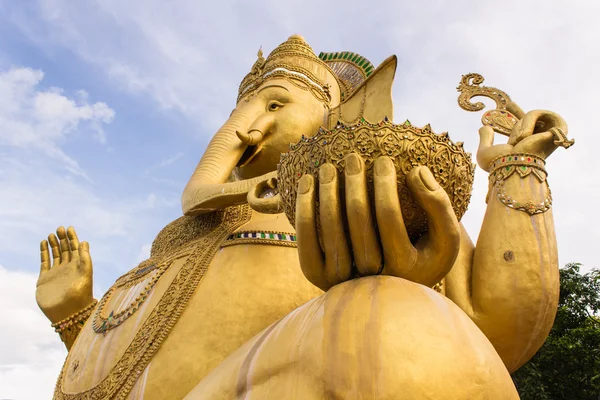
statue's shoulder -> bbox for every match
[110,212,223,286]
[150,211,227,259]
[113,205,251,283]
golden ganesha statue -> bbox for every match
[35,35,574,399]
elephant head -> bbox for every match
[182,35,398,215]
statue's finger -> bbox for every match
[477,126,512,172]
[344,153,382,276]
[296,174,328,291]
[40,240,50,274]
[67,227,79,250]
[513,110,540,141]
[79,241,93,274]
[506,101,525,119]
[373,157,417,277]
[57,226,71,263]
[407,167,461,287]
[515,131,557,159]
[48,233,61,266]
[67,227,80,261]
[509,110,568,147]
[318,164,352,286]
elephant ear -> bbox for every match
[327,55,397,128]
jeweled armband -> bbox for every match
[488,153,552,215]
[51,300,98,343]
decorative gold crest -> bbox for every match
[457,73,517,136]
[457,73,574,148]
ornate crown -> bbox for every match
[237,35,376,106]
[277,118,476,240]
[237,35,337,104]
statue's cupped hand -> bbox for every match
[36,226,94,324]
[295,153,461,291]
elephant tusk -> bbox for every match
[236,129,264,146]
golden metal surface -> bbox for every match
[33,34,573,399]
[54,205,252,399]
[277,118,476,240]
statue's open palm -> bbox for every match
[36,226,94,324]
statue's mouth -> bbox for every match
[237,144,262,168]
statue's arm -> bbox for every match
[446,187,558,373]
[446,109,570,373]
[36,226,95,351]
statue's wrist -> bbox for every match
[487,153,552,215]
[51,299,98,342]
[488,153,547,175]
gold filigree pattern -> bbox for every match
[237,36,335,104]
[457,73,576,149]
[53,205,252,400]
[488,153,552,215]
[457,73,516,136]
[92,262,170,333]
[277,118,476,241]
[150,212,226,259]
[52,300,98,344]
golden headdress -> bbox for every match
[237,35,376,107]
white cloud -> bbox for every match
[136,243,152,263]
[0,264,66,400]
[0,63,180,277]
[0,64,178,398]
[0,67,115,178]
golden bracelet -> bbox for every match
[488,153,552,215]
[51,299,98,334]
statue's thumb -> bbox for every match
[478,126,495,148]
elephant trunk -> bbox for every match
[182,108,273,215]
[236,129,263,146]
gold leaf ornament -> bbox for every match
[277,118,476,241]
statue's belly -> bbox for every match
[60,253,191,395]
[141,243,322,399]
[60,242,321,399]
[187,276,519,400]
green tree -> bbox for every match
[512,263,600,400]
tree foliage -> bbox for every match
[512,263,600,400]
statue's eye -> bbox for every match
[268,101,284,112]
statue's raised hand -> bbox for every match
[296,154,461,291]
[477,102,570,171]
[36,226,94,324]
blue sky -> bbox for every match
[1,0,599,398]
